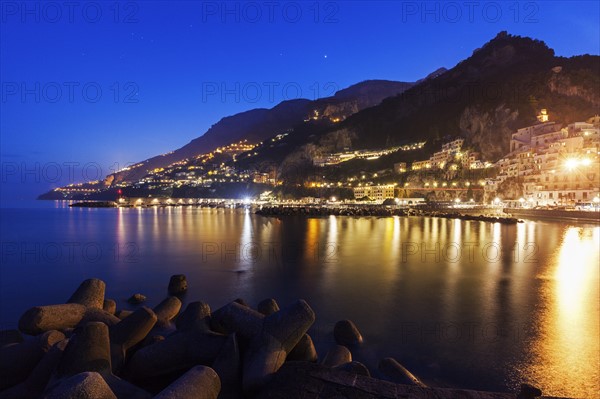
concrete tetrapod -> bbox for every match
[153,297,182,326]
[103,300,117,315]
[210,302,264,341]
[257,298,280,316]
[321,345,352,368]
[167,275,188,296]
[66,278,106,309]
[0,339,69,398]
[286,333,318,362]
[211,333,242,399]
[154,365,221,399]
[78,308,121,328]
[19,304,87,335]
[0,330,65,391]
[378,357,427,388]
[126,328,227,382]
[175,302,211,332]
[109,306,158,374]
[334,361,371,377]
[44,372,117,399]
[54,321,151,399]
[211,299,315,393]
[333,320,363,346]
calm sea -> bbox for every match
[0,201,598,397]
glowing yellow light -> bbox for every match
[564,158,579,170]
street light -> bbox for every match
[565,158,579,171]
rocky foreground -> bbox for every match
[1,277,549,399]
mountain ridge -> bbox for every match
[106,79,420,185]
[40,31,600,200]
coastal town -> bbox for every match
[53,110,600,212]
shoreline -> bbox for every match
[61,200,600,224]
[1,277,560,399]
[503,208,600,223]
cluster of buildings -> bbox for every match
[133,140,259,189]
[408,138,490,171]
[352,185,396,201]
[485,113,600,206]
[313,141,425,167]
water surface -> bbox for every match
[0,202,598,397]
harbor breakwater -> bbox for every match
[0,277,554,399]
[255,206,521,224]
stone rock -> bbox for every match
[168,274,188,296]
[142,335,165,347]
[211,333,242,398]
[115,310,133,320]
[258,361,513,399]
[333,319,363,346]
[263,300,315,353]
[78,308,121,328]
[153,296,182,325]
[127,329,226,381]
[211,302,264,341]
[378,357,427,387]
[127,294,147,305]
[110,307,157,352]
[0,330,65,391]
[109,307,157,373]
[43,372,117,399]
[154,365,221,399]
[321,345,352,368]
[0,339,68,398]
[56,322,111,378]
[0,329,23,347]
[210,299,316,393]
[335,361,370,376]
[257,298,280,316]
[518,383,542,399]
[176,301,211,331]
[242,334,287,394]
[286,333,317,362]
[19,304,87,335]
[233,298,249,307]
[67,278,106,309]
[103,299,117,315]
[103,374,152,399]
[54,322,151,398]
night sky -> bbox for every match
[1,1,599,201]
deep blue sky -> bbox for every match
[1,1,599,200]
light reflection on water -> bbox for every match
[516,227,599,398]
[0,206,598,396]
